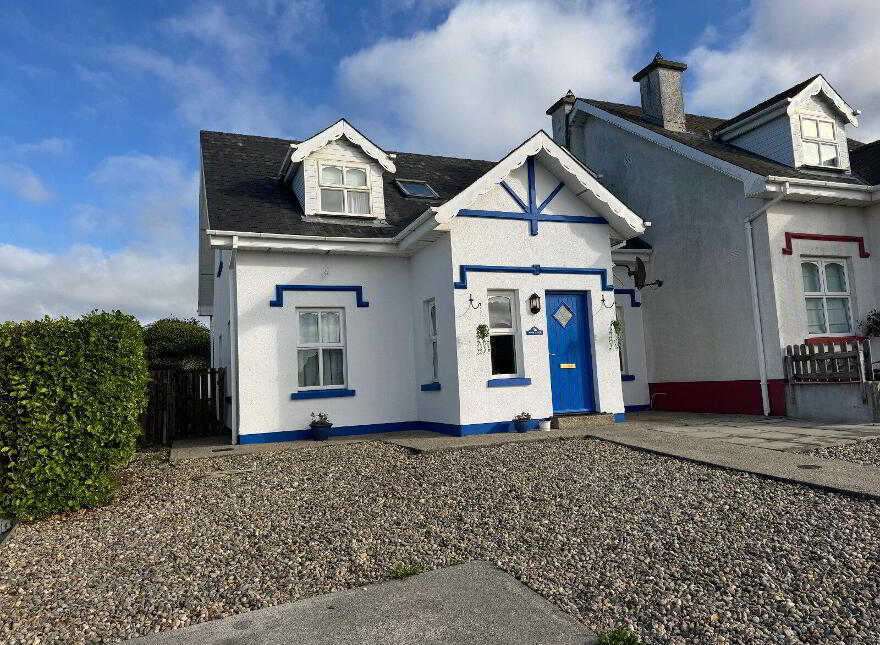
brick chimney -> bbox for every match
[633,53,687,132]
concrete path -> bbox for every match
[118,562,595,645]
[383,427,588,453]
[629,411,880,452]
[584,424,880,499]
[170,431,438,462]
[171,429,591,461]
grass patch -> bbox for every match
[597,627,642,645]
[391,562,426,579]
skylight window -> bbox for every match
[395,179,439,198]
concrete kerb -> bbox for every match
[117,561,596,645]
[583,425,880,501]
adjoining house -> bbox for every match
[198,121,648,443]
[549,55,880,418]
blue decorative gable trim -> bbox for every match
[453,265,615,292]
[269,285,369,307]
[458,155,606,236]
[614,288,641,307]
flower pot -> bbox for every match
[308,423,333,441]
[513,419,530,433]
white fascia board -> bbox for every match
[575,99,763,188]
[208,233,399,256]
[715,101,790,140]
[750,176,877,205]
[788,76,859,126]
[433,129,646,237]
[285,119,396,173]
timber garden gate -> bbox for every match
[140,368,227,446]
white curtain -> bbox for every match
[347,190,370,215]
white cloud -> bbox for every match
[0,152,202,322]
[339,0,646,158]
[685,0,880,142]
[0,243,195,322]
[0,163,53,203]
[12,137,74,156]
[164,4,266,74]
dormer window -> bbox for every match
[800,116,838,167]
[319,163,371,215]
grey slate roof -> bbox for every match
[580,99,872,186]
[851,139,880,185]
[710,75,820,133]
[200,131,495,238]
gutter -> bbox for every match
[745,181,789,416]
[205,207,442,253]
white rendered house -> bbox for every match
[549,55,880,418]
[198,120,647,443]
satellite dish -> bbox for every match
[634,257,647,290]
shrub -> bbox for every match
[391,563,426,579]
[0,311,149,520]
[597,627,642,645]
[861,309,880,337]
[143,317,210,370]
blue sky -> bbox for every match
[1,0,877,321]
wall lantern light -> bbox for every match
[528,293,542,314]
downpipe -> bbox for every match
[744,182,789,416]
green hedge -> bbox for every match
[143,317,210,370]
[0,311,149,520]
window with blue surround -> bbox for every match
[424,298,439,382]
[488,290,521,377]
[297,309,347,389]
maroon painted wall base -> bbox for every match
[649,379,787,416]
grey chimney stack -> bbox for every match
[633,53,687,132]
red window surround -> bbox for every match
[804,335,864,345]
[782,232,870,258]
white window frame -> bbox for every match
[615,305,628,373]
[318,162,372,216]
[296,308,348,390]
[487,290,522,378]
[801,258,853,336]
[424,298,439,382]
[800,115,839,167]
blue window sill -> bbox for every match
[291,389,356,400]
[487,377,532,387]
[621,374,636,382]
[420,382,442,391]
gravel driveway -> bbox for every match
[2,439,879,645]
[809,437,880,467]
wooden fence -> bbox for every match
[784,341,872,383]
[140,368,226,446]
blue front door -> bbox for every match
[546,292,596,413]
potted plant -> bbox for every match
[609,318,624,350]
[309,412,333,440]
[476,323,490,354]
[513,411,531,433]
